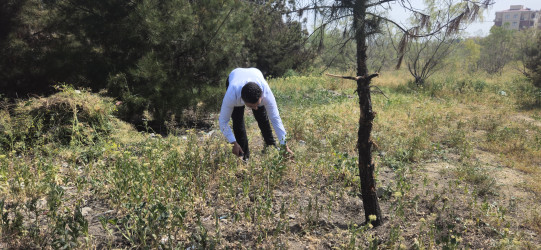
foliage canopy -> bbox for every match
[523,33,541,89]
[0,0,313,127]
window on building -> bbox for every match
[513,22,517,26]
[514,14,518,18]
[506,14,510,19]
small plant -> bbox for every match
[444,127,473,160]
[455,162,496,197]
[104,202,173,248]
[0,199,24,240]
[472,79,487,92]
[51,205,89,249]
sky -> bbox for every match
[466,0,541,36]
[300,1,541,37]
[388,0,541,37]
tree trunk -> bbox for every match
[353,0,382,226]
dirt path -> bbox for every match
[512,114,541,128]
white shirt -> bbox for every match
[219,68,287,145]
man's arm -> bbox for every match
[219,97,236,144]
[261,83,294,158]
[262,90,287,145]
[219,95,245,157]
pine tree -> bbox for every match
[524,33,541,89]
[245,0,314,77]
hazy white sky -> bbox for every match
[467,0,541,36]
[388,0,541,37]
[301,1,541,37]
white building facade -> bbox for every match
[494,5,540,30]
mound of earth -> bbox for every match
[0,86,120,150]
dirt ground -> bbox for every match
[46,118,541,248]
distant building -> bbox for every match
[493,5,540,30]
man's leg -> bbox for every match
[252,105,276,147]
[228,77,250,160]
[232,106,250,160]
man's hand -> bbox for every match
[280,144,294,161]
[231,141,244,157]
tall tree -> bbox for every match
[317,27,396,72]
[522,32,541,89]
[513,28,539,80]
[317,27,358,71]
[0,0,27,43]
[0,0,56,96]
[246,0,314,77]
[478,26,514,75]
[295,0,493,226]
[1,0,313,127]
[463,38,481,74]
[1,0,255,126]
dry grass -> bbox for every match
[1,70,540,248]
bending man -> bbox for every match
[219,68,293,160]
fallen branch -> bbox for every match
[325,73,362,81]
[325,73,385,97]
[325,73,380,81]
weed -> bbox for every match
[51,205,89,249]
[529,210,541,235]
[455,162,496,197]
[444,127,473,160]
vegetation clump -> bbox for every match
[0,86,116,152]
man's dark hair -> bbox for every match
[241,82,262,104]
